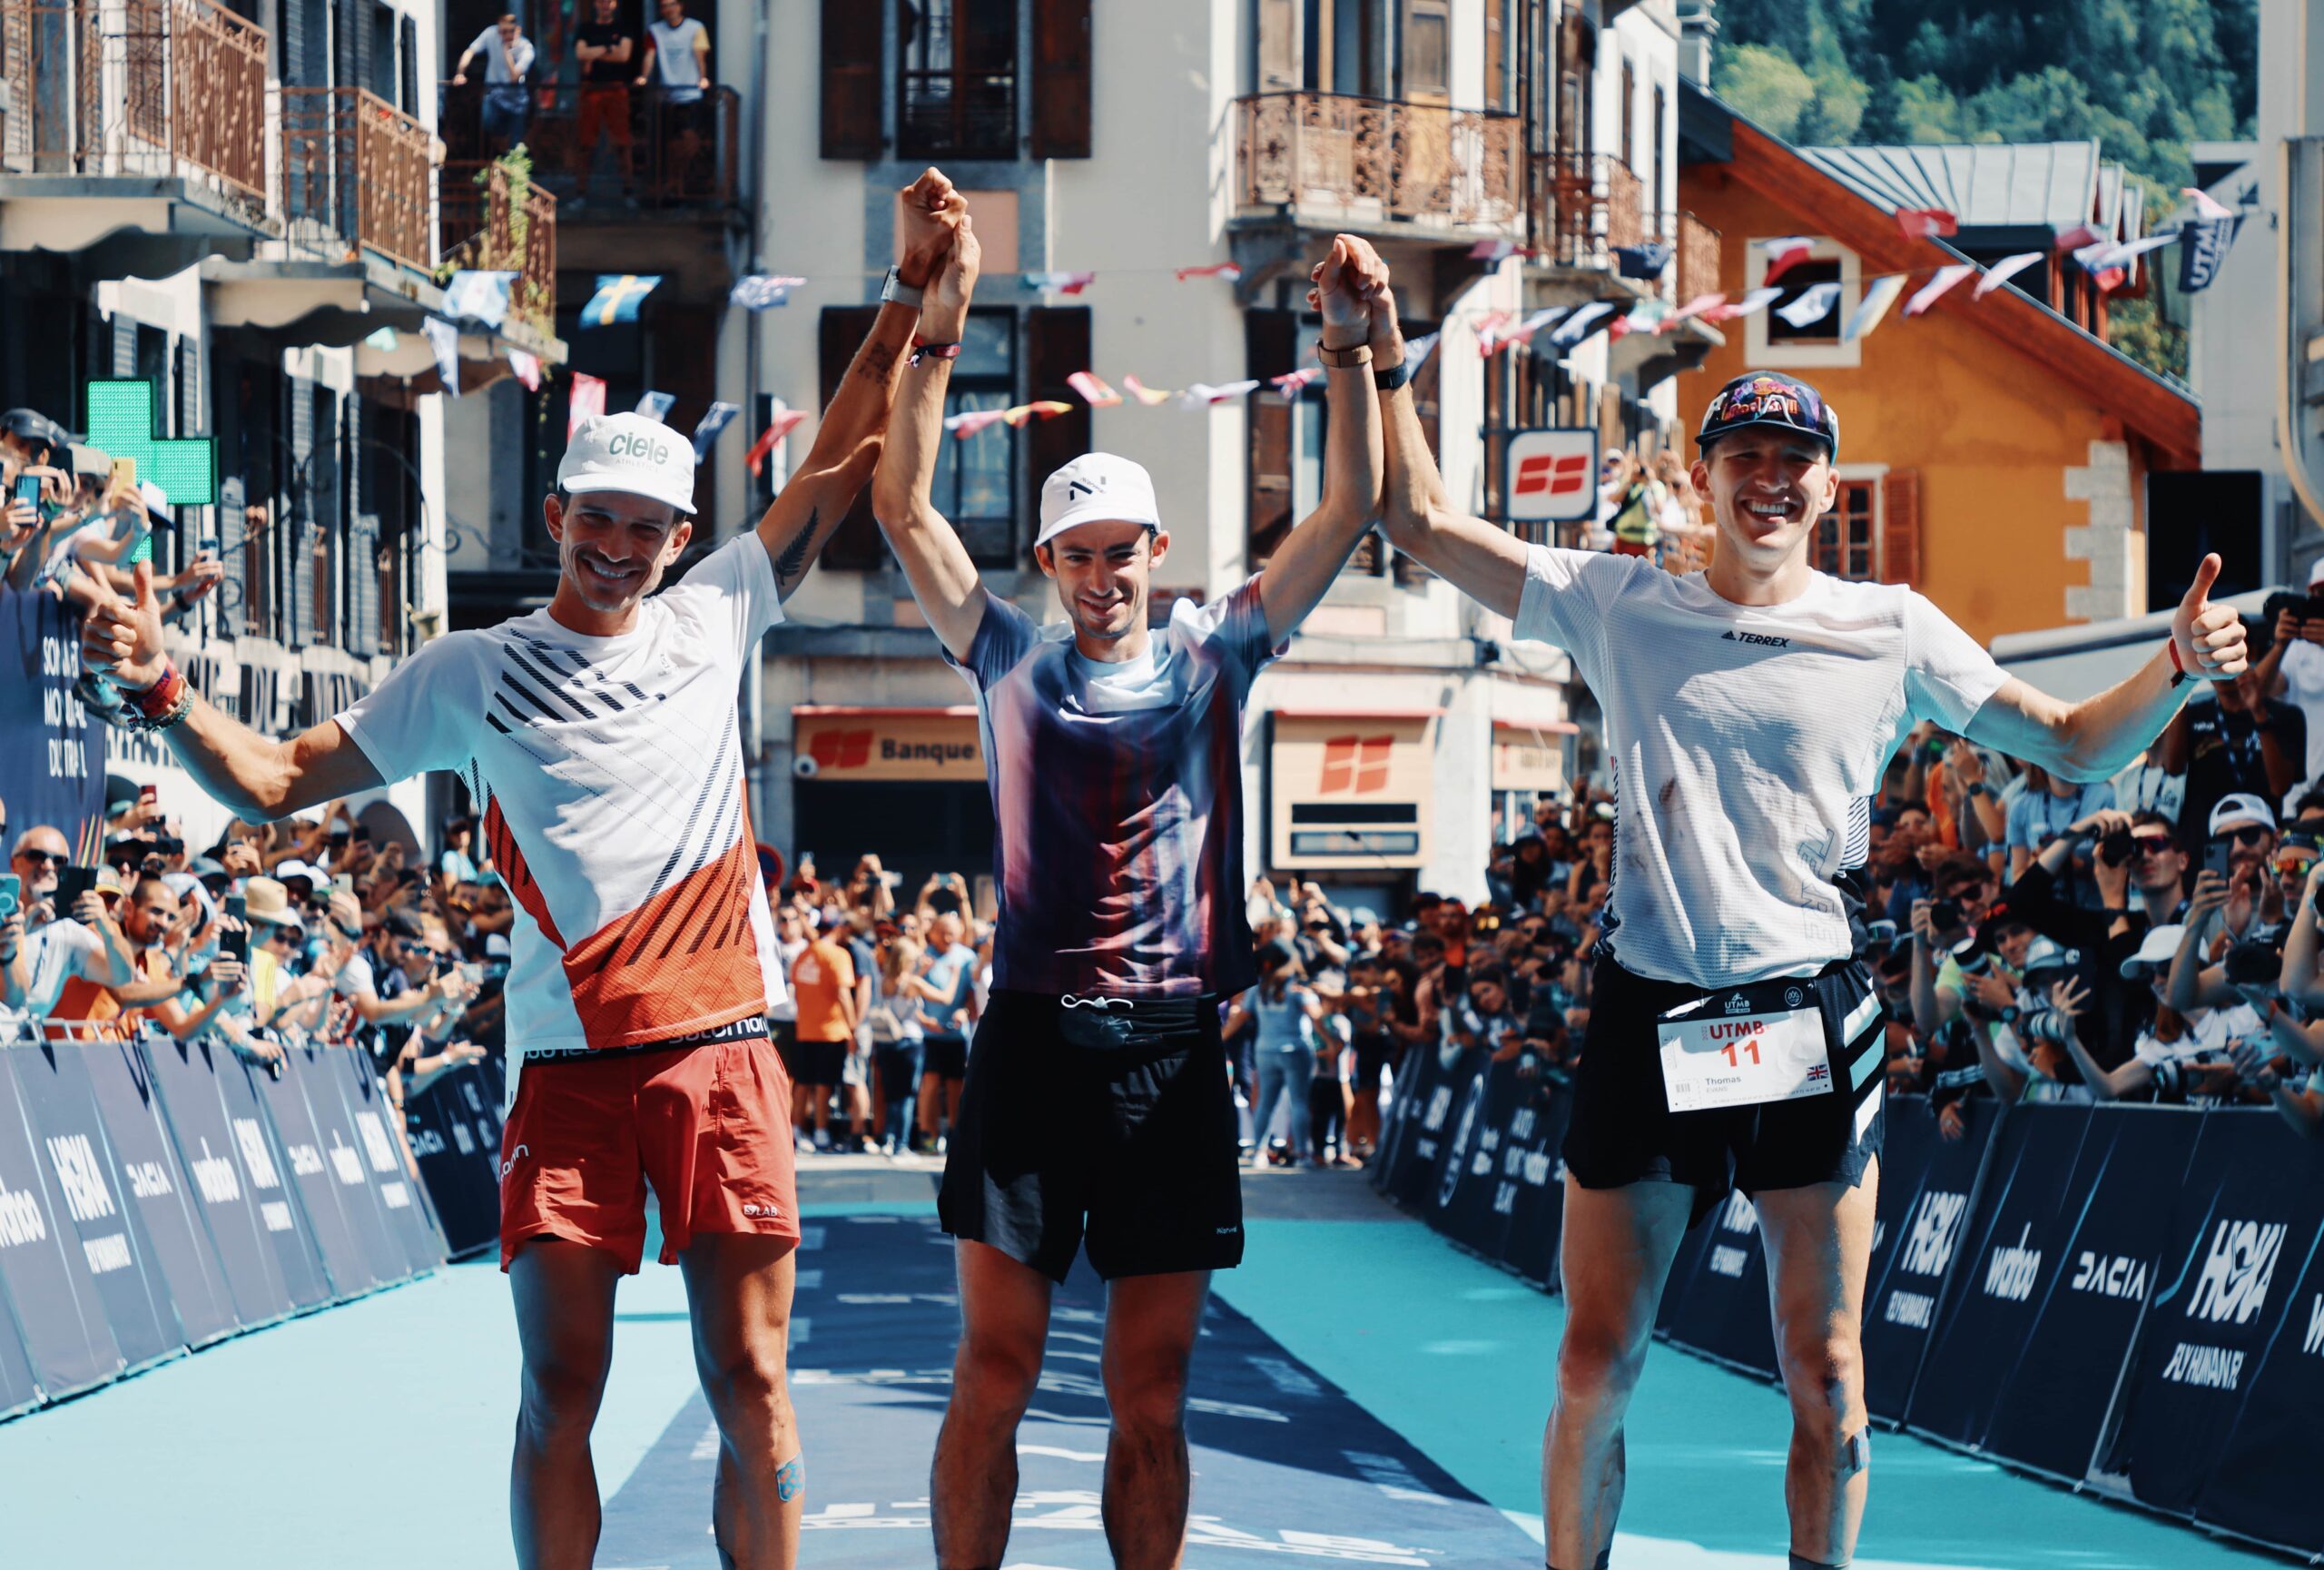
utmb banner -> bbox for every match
[0,586,103,834]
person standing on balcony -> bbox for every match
[637,0,711,197]
[571,0,637,202]
[454,13,537,157]
[77,171,972,1570]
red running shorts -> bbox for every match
[497,1036,802,1273]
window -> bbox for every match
[1814,479,1880,581]
[1766,257,1842,342]
[1651,84,1665,231]
[1402,0,1448,98]
[1620,60,1634,169]
[935,311,1018,566]
[899,0,1017,160]
[1745,238,1862,369]
[1483,0,1514,113]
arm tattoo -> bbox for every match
[774,1454,804,1502]
[852,339,899,386]
[773,505,819,592]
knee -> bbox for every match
[952,1328,1043,1418]
[698,1340,793,1432]
[1102,1352,1191,1438]
[1778,1331,1863,1435]
[518,1350,610,1445]
[1554,1318,1647,1412]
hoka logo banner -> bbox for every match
[1898,1190,1967,1278]
[231,1117,281,1190]
[2186,1219,2286,1326]
[1717,1190,1758,1236]
[46,1134,114,1224]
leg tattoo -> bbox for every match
[775,1454,804,1503]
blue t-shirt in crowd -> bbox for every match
[920,942,977,1038]
[1238,982,1317,1054]
[2005,780,2113,854]
[946,578,1278,999]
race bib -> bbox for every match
[1657,989,1835,1113]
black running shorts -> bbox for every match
[1564,949,1886,1227]
[938,991,1245,1282]
[792,1038,847,1088]
[922,1032,969,1081]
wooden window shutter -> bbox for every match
[1257,0,1297,91]
[821,0,884,160]
[1025,305,1092,554]
[1031,0,1093,159]
[1881,468,1921,588]
[1246,309,1297,566]
[815,305,888,568]
[1483,0,1506,111]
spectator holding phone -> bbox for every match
[2008,807,2188,1062]
[2258,560,2324,788]
[5,828,133,1032]
[2162,668,2305,851]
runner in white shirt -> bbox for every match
[1364,301,2250,1569]
[80,171,972,1570]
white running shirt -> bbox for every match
[335,533,787,1108]
[1513,546,2009,989]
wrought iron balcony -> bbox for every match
[0,0,267,219]
[439,159,558,336]
[438,81,741,213]
[280,87,434,271]
[1235,92,1524,241]
[1528,152,1644,272]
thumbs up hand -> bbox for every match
[2173,553,2250,682]
[79,558,169,692]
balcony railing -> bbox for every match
[281,87,434,271]
[1676,209,1719,305]
[437,81,740,212]
[439,159,558,335]
[1528,152,1644,270]
[900,65,1014,160]
[0,0,266,212]
[1236,92,1524,237]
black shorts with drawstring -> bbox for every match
[1563,948,1886,1228]
[938,990,1244,1282]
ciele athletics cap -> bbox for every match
[557,411,697,514]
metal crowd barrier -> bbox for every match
[1372,1048,2324,1561]
[0,1018,485,1419]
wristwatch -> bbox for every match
[879,264,922,309]
[1316,341,1373,370]
[1374,360,1412,392]
[1999,1004,2021,1024]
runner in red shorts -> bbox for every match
[82,172,971,1570]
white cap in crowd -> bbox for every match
[557,411,697,515]
[2120,924,2185,979]
[2208,793,2277,838]
[1037,452,1160,548]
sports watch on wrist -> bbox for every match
[880,264,923,309]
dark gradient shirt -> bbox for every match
[948,579,1276,999]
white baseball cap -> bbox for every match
[557,411,696,515]
[1037,452,1161,548]
[2208,793,2277,838]
[2120,924,2185,979]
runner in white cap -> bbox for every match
[870,214,1387,1569]
[1355,273,2249,1570]
[80,170,972,1570]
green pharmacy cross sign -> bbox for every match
[83,379,216,507]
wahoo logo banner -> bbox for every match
[2104,1108,2324,1518]
[83,1038,239,1347]
[2194,1117,2324,1555]
[0,1049,123,1397]
[8,1040,179,1369]
[1982,1105,2200,1482]
[1859,1096,1995,1420]
[205,1048,330,1309]
[142,1035,299,1328]
[249,1044,377,1302]
[1907,1102,2101,1450]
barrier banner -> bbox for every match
[8,1041,179,1369]
[143,1035,299,1328]
[1981,1107,2201,1481]
[1655,1206,1720,1336]
[284,1041,412,1290]
[1371,1041,1454,1207]
[1389,1044,1485,1212]
[0,1281,39,1418]
[0,1048,123,1397]
[0,586,103,838]
[1499,1082,1571,1289]
[406,1067,505,1259]
[2104,1109,2324,1518]
[1862,1091,1934,1309]
[1433,1056,1527,1256]
[1906,1102,2101,1448]
[321,1044,445,1276]
[212,1054,332,1308]
[251,1043,380,1299]
[1661,1187,1780,1377]
[1859,1094,1999,1420]
[83,1038,239,1348]
[2195,1120,2324,1555]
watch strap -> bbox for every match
[1374,360,1412,392]
[880,265,923,309]
[1315,341,1373,369]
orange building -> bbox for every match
[1677,83,2200,647]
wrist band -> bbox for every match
[909,336,962,368]
[2167,636,2189,687]
[1315,341,1373,369]
[880,264,923,309]
[1374,360,1412,392]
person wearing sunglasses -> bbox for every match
[3,825,133,1029]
